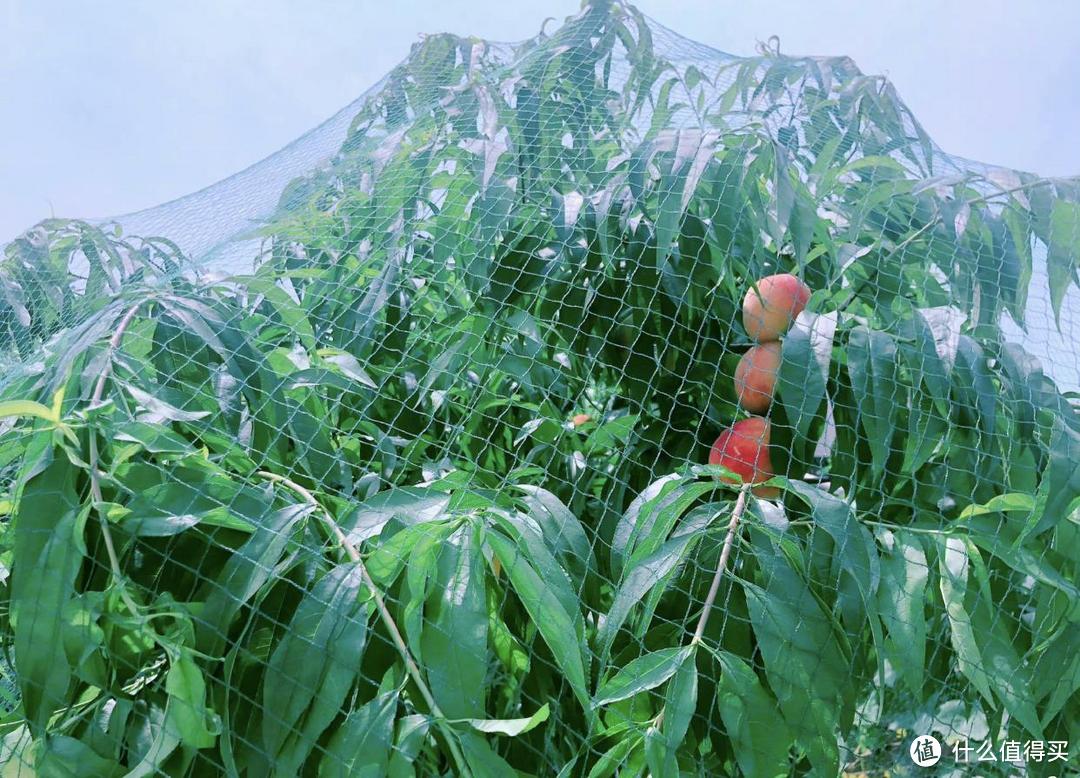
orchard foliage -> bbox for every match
[2,1,1080,775]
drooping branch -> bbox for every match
[256,470,473,778]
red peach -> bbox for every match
[734,342,782,413]
[742,274,811,342]
[709,417,780,498]
[571,414,592,427]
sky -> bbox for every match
[1,0,1079,242]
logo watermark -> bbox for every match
[909,735,942,767]
[908,736,1070,769]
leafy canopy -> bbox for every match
[1,1,1079,775]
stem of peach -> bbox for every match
[691,483,752,646]
[652,483,754,733]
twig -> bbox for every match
[651,483,753,734]
[859,519,959,537]
[256,471,360,562]
[88,300,148,617]
[837,218,938,312]
[966,178,1052,207]
[691,483,752,646]
[256,470,472,778]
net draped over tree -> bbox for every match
[1,2,1078,776]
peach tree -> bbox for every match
[1,2,1078,775]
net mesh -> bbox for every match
[2,2,1079,775]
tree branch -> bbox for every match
[256,470,473,778]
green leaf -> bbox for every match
[958,492,1035,519]
[320,687,398,778]
[897,306,953,472]
[899,305,954,414]
[772,143,795,246]
[660,650,697,752]
[1046,199,1080,326]
[122,381,211,423]
[285,392,341,487]
[617,479,717,577]
[643,726,672,778]
[597,508,715,657]
[197,502,312,656]
[785,481,883,680]
[457,703,550,736]
[341,487,452,545]
[1001,204,1034,322]
[165,651,218,749]
[789,182,819,269]
[937,537,993,702]
[421,526,488,719]
[123,703,181,778]
[961,515,1080,600]
[876,529,927,695]
[714,651,792,778]
[366,520,455,589]
[953,335,998,440]
[487,584,530,676]
[584,414,639,454]
[386,715,430,778]
[401,520,446,662]
[902,388,947,473]
[846,326,899,479]
[459,731,519,778]
[125,509,218,538]
[263,562,370,771]
[121,471,265,537]
[0,399,59,424]
[112,421,198,456]
[609,474,680,576]
[486,531,591,717]
[746,531,849,775]
[515,485,593,591]
[158,294,290,465]
[318,348,379,389]
[937,537,1044,739]
[778,311,835,444]
[10,454,81,737]
[492,511,583,633]
[787,482,879,595]
[594,646,693,708]
[655,144,691,263]
[1036,631,1080,725]
[1038,416,1080,536]
[35,735,124,778]
[585,735,642,778]
[237,272,317,350]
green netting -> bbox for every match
[1,2,1079,776]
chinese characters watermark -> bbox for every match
[909,735,1070,768]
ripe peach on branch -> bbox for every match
[708,416,780,498]
[733,341,782,413]
[742,273,811,342]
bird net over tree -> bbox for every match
[1,2,1079,776]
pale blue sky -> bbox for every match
[2,0,1079,241]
